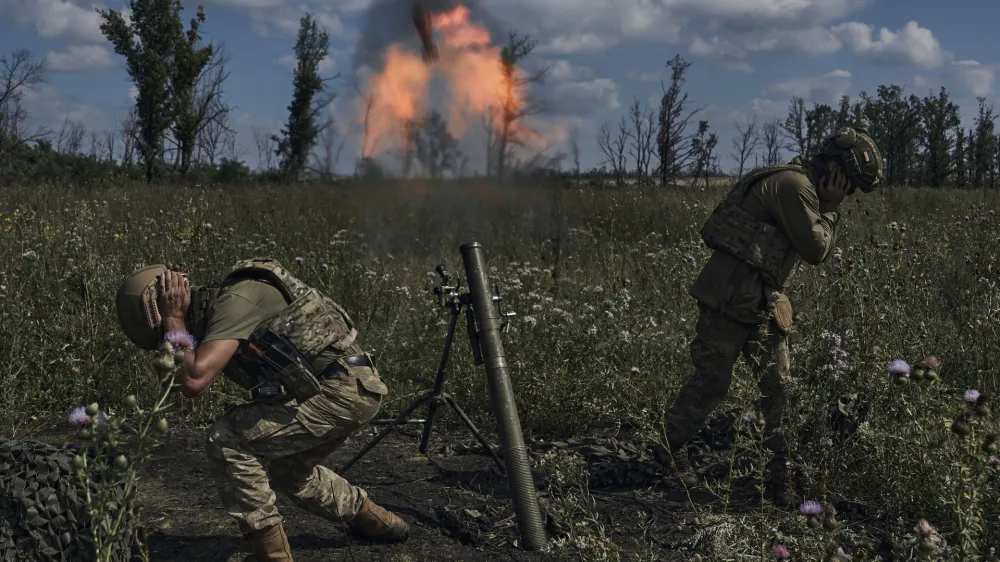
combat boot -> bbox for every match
[653,443,699,488]
[346,497,410,543]
[244,522,293,561]
[766,455,797,509]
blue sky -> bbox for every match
[1,0,997,176]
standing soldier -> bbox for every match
[654,127,884,507]
[115,258,410,561]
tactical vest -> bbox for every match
[700,163,805,289]
[220,258,360,394]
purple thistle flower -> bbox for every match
[687,255,696,264]
[203,222,213,231]
[799,500,822,516]
[630,366,640,374]
[990,210,996,216]
[965,215,971,221]
[888,360,911,378]
[987,457,1000,467]
[965,389,981,405]
[68,407,90,426]
[956,221,962,226]
[295,256,304,265]
[321,263,329,272]
[622,278,632,287]
[774,544,790,559]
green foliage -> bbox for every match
[273,13,330,181]
[6,178,1000,556]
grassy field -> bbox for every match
[4,178,1000,559]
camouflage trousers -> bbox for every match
[205,367,385,535]
[663,303,791,455]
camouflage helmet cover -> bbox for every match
[818,127,884,192]
[115,264,168,350]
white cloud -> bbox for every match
[274,53,336,74]
[948,60,997,97]
[914,75,928,88]
[249,4,353,40]
[536,34,614,56]
[764,69,852,104]
[552,78,621,113]
[45,45,113,72]
[546,60,593,81]
[1,0,106,43]
[831,20,949,68]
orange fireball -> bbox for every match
[356,4,525,158]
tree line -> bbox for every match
[0,0,995,189]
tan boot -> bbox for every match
[245,522,293,562]
[346,498,410,543]
[654,443,699,488]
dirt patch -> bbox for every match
[124,423,715,561]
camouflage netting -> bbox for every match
[0,440,134,562]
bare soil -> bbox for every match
[127,423,718,562]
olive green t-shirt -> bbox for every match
[202,278,348,375]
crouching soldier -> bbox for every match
[654,127,884,507]
[114,258,410,561]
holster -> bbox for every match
[242,329,323,403]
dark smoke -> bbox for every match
[351,0,509,73]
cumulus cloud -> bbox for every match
[552,78,621,113]
[249,4,353,40]
[831,20,949,68]
[536,34,615,56]
[545,60,594,81]
[764,69,852,104]
[45,45,113,72]
[1,0,106,43]
[948,60,996,97]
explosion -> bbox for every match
[356,4,524,159]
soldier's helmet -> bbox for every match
[115,264,168,350]
[818,127,884,193]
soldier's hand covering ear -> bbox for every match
[817,163,851,205]
[157,269,190,320]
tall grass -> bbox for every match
[3,179,1000,556]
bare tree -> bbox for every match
[493,31,548,182]
[88,130,101,158]
[104,127,118,162]
[481,105,497,175]
[189,46,234,167]
[783,96,807,156]
[120,107,139,165]
[0,49,49,185]
[57,117,86,154]
[310,109,347,180]
[761,118,782,166]
[566,125,580,176]
[690,120,718,189]
[730,116,759,177]
[656,55,704,185]
[627,97,657,180]
[598,116,630,185]
[253,126,276,171]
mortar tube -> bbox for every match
[460,241,547,551]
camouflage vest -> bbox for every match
[221,258,359,391]
[700,163,806,289]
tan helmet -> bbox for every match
[818,127,884,193]
[115,264,168,350]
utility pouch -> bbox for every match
[245,328,323,403]
[768,291,794,334]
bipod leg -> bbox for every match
[442,393,505,473]
[419,303,462,455]
[339,391,431,473]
